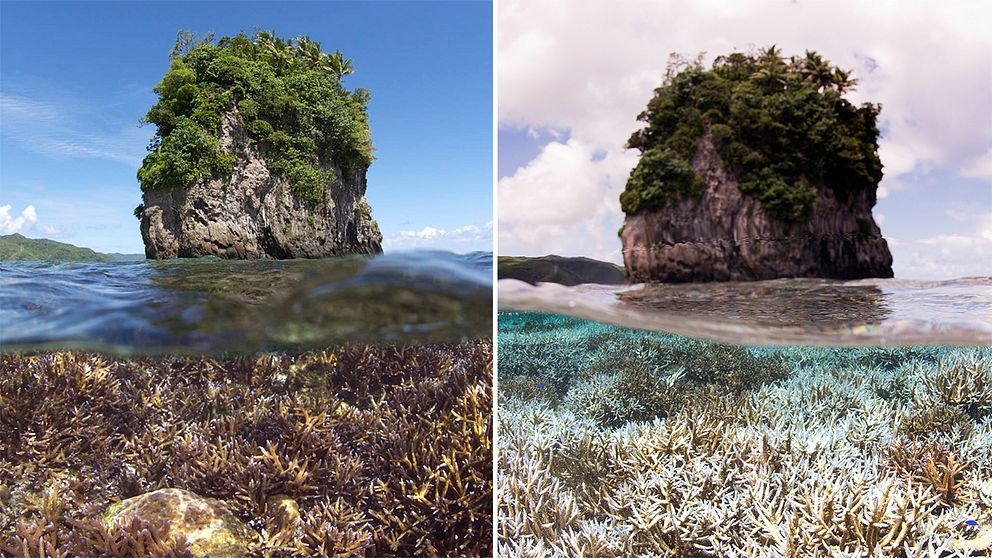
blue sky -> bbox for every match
[0,1,492,254]
[498,0,992,279]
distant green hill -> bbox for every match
[0,234,143,262]
[498,255,626,286]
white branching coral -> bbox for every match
[497,313,992,557]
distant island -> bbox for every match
[0,234,143,262]
[620,47,892,282]
[498,255,626,286]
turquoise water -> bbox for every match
[497,309,992,556]
[0,250,492,353]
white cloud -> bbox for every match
[498,139,635,262]
[892,212,992,279]
[876,141,916,198]
[0,204,38,234]
[874,211,886,228]
[399,226,441,241]
[42,224,64,238]
[980,213,992,242]
[960,148,992,181]
[501,0,991,170]
[0,93,148,167]
[498,0,992,263]
[0,181,146,252]
[0,96,61,123]
[943,209,992,224]
[384,222,493,251]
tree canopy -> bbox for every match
[621,47,882,222]
[138,30,373,203]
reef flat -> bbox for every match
[0,342,492,557]
[498,313,992,556]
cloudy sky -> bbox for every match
[498,0,992,279]
[1,1,492,254]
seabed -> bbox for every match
[497,313,992,557]
[0,342,493,557]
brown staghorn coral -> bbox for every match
[7,516,196,558]
[886,441,969,509]
[918,358,992,420]
[0,341,492,557]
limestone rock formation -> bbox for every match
[621,134,893,283]
[140,108,382,259]
[104,488,250,558]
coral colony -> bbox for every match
[1,343,492,557]
[497,313,992,557]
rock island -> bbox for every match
[136,31,382,259]
[620,48,892,282]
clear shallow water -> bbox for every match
[0,251,492,354]
[499,276,992,346]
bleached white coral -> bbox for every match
[498,315,992,557]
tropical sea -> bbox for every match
[497,277,992,557]
[0,251,493,557]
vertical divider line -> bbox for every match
[491,0,500,553]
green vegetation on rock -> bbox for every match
[138,30,373,203]
[622,47,883,222]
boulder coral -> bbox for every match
[103,488,250,558]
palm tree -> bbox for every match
[255,31,274,53]
[750,45,789,90]
[255,32,352,79]
[831,68,859,93]
[323,50,354,79]
[295,36,323,68]
[801,50,835,92]
[255,31,291,70]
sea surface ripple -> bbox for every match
[0,251,492,354]
[499,276,992,346]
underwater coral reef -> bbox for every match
[0,342,492,557]
[497,312,992,557]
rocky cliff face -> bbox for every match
[621,134,893,282]
[140,108,382,259]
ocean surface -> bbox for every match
[0,250,492,353]
[499,276,992,346]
